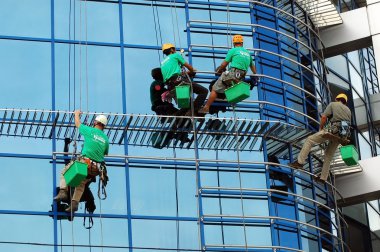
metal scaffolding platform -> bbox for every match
[0,109,309,152]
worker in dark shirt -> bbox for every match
[150,67,179,116]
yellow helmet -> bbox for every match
[336,93,348,102]
[162,43,175,51]
[232,35,243,44]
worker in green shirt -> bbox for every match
[199,35,257,114]
[54,110,110,213]
[161,43,208,114]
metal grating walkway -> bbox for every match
[0,109,310,152]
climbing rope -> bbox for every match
[226,0,232,48]
[232,106,248,251]
[85,0,89,112]
[151,0,162,63]
[99,198,104,252]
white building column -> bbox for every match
[367,0,380,77]
[320,0,380,79]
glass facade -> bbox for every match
[0,0,377,252]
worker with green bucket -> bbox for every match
[198,34,257,114]
[160,43,208,114]
[289,94,352,182]
[54,110,110,212]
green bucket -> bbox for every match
[176,85,190,108]
[340,145,359,166]
[225,82,250,104]
[64,161,88,187]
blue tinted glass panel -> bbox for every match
[0,158,51,211]
[0,0,50,38]
[55,0,120,43]
[130,168,176,216]
[132,219,177,249]
[58,218,129,248]
[0,40,51,109]
[55,44,123,113]
[0,215,53,252]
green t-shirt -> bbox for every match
[225,46,254,71]
[79,124,109,162]
[161,53,186,82]
[150,80,166,106]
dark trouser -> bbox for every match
[191,82,208,111]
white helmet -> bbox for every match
[95,114,108,126]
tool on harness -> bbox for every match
[83,189,96,229]
[98,164,108,200]
[328,121,351,138]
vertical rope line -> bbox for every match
[68,0,72,112]
[151,0,162,63]
[79,0,83,111]
[155,1,163,46]
[70,187,75,252]
[60,220,63,252]
[170,0,177,46]
[208,0,217,71]
[173,0,182,48]
[99,198,104,252]
[232,106,248,251]
[73,0,76,110]
[226,0,232,48]
[173,148,180,250]
[85,0,89,112]
[88,223,92,252]
[183,69,202,250]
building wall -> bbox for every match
[0,1,351,252]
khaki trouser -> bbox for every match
[59,160,91,202]
[297,129,340,181]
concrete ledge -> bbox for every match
[336,156,380,206]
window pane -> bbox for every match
[55,0,120,43]
[132,219,176,249]
[350,64,364,98]
[0,215,53,252]
[130,168,176,216]
[0,0,50,38]
[325,55,349,80]
[55,43,123,113]
[0,40,51,109]
[58,218,129,248]
[0,158,52,211]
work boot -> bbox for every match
[65,200,79,213]
[54,189,68,202]
[288,161,303,170]
[198,106,209,114]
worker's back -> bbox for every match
[324,101,351,123]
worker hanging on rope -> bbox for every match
[150,67,191,146]
[289,94,352,182]
[198,34,257,114]
[54,110,110,212]
[160,43,208,115]
[150,67,185,116]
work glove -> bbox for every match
[250,76,259,90]
[161,91,173,103]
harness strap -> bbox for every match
[83,208,94,229]
[97,165,107,200]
